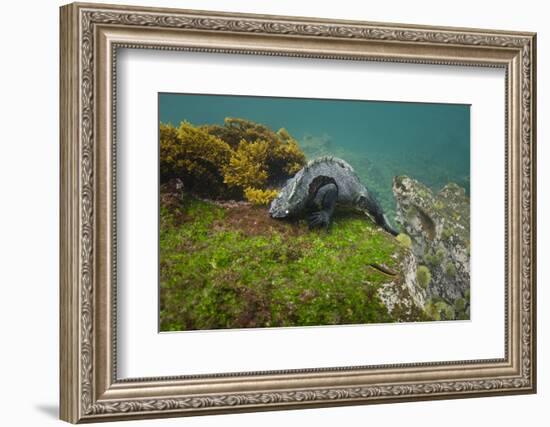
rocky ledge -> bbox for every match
[392,175,470,320]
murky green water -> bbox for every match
[159,93,470,224]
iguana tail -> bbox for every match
[380,213,399,236]
[357,193,398,236]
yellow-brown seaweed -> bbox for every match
[160,118,306,200]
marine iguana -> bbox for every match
[269,156,398,235]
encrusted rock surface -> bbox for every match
[392,176,470,307]
[376,249,427,321]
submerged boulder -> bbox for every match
[375,248,427,322]
[160,185,430,330]
[392,176,470,312]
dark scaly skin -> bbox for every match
[307,182,398,235]
[356,192,398,236]
[270,158,398,235]
[307,183,338,229]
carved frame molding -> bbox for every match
[60,2,536,423]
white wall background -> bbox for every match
[0,0,545,426]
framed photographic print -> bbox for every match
[59,2,537,423]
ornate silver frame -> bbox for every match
[60,2,537,423]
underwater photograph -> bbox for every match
[158,93,471,332]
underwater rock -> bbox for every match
[392,176,470,306]
[160,186,429,329]
[376,249,427,320]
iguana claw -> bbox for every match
[308,211,330,229]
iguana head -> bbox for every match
[269,157,349,219]
[268,175,304,219]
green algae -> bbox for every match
[159,193,407,331]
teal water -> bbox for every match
[159,93,470,224]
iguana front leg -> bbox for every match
[308,183,338,229]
